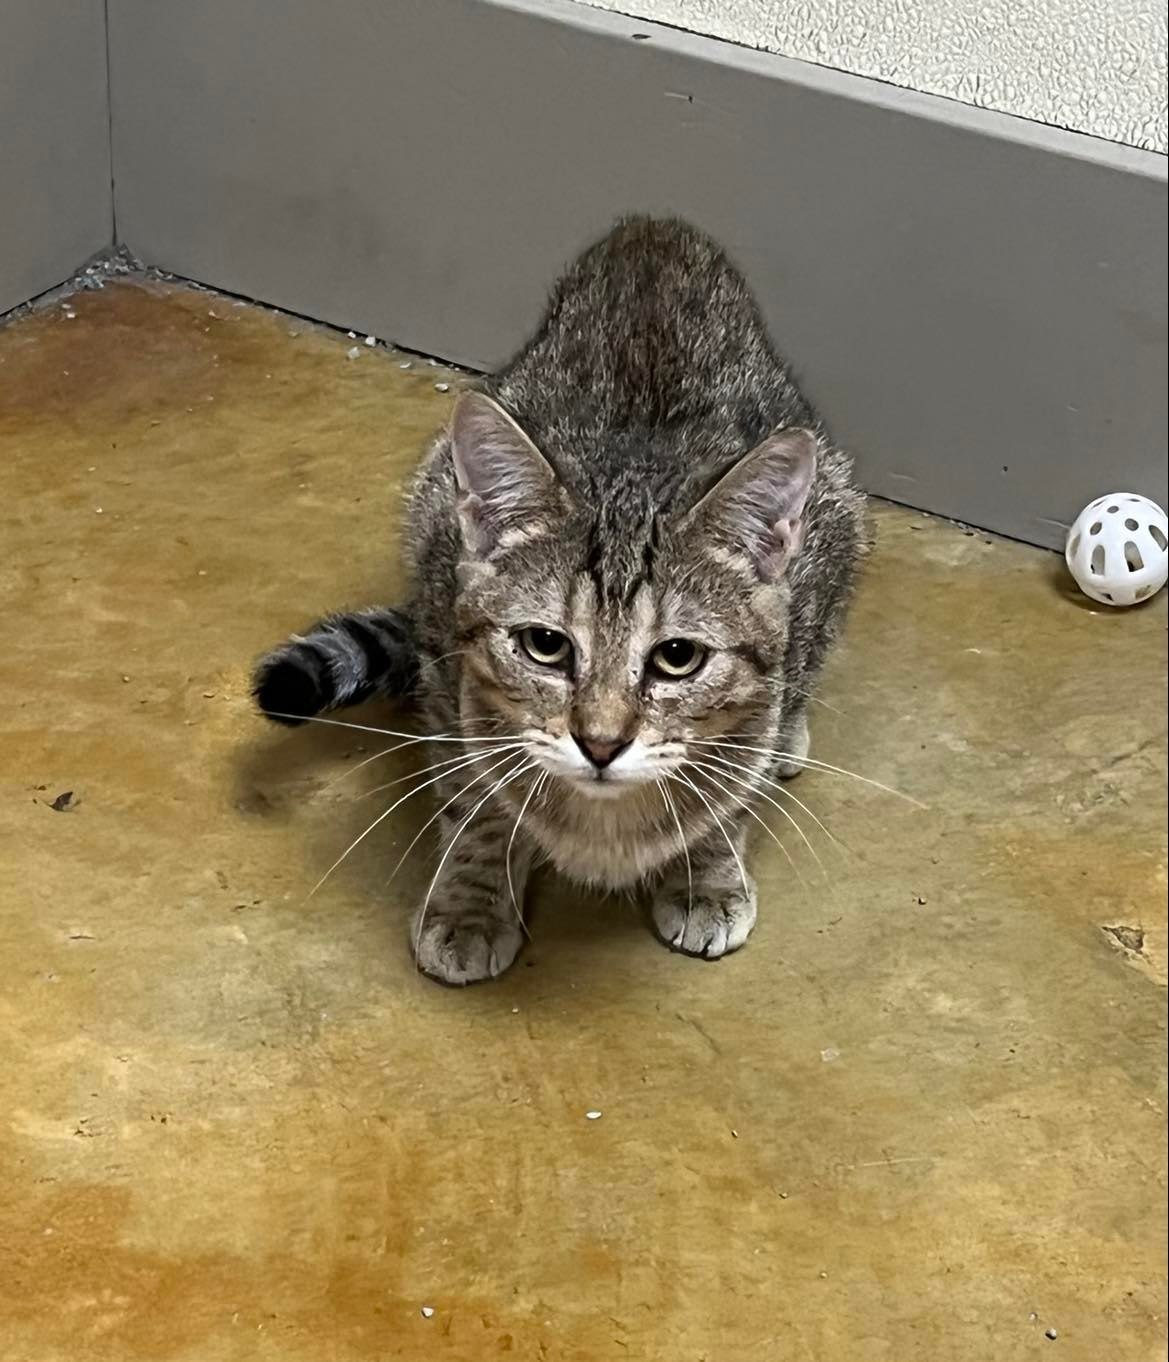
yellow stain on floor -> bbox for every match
[0,281,1165,1362]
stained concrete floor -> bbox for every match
[0,279,1165,1362]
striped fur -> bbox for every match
[254,218,867,985]
[253,608,417,725]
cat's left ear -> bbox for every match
[686,428,816,581]
[449,391,563,558]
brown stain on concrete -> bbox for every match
[1,281,1165,1361]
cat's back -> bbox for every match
[493,217,813,446]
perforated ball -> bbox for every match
[1065,493,1168,607]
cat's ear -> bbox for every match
[450,392,562,557]
[687,427,817,581]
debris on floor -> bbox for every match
[0,276,1162,1362]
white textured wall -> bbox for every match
[580,0,1167,152]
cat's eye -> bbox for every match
[649,638,707,679]
[518,626,572,669]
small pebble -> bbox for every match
[434,382,450,393]
[398,360,412,369]
[202,691,216,699]
[585,1110,602,1121]
[915,895,927,905]
[1045,1328,1058,1341]
[347,346,361,359]
[420,1306,435,1319]
[511,1007,520,1014]
[95,507,103,514]
[731,1129,739,1139]
[820,1047,840,1062]
[364,335,377,347]
[346,330,357,338]
[778,1191,789,1199]
[819,1271,828,1279]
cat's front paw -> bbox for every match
[776,710,811,780]
[651,885,757,959]
[412,909,524,985]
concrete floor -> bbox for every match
[0,280,1165,1362]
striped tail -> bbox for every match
[253,607,418,726]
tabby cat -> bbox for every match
[254,218,865,984]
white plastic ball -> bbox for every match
[1065,493,1168,607]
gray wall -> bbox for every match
[0,0,1160,546]
[579,0,1168,153]
[0,0,113,314]
[107,0,1167,548]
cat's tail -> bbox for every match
[252,607,418,726]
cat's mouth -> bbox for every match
[528,734,686,799]
[564,770,636,799]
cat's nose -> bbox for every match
[572,734,630,770]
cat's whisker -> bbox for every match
[691,751,845,860]
[448,713,505,733]
[309,746,528,899]
[357,742,528,801]
[669,770,750,902]
[504,769,546,939]
[805,695,844,715]
[413,757,539,965]
[384,748,533,891]
[683,762,806,885]
[657,779,693,915]
[318,738,424,794]
[320,719,521,796]
[318,730,503,795]
[690,738,926,808]
[417,648,467,678]
[683,757,812,882]
[782,683,845,716]
[265,712,518,744]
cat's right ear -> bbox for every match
[450,392,562,557]
[684,426,817,581]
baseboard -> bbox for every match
[78,0,1169,543]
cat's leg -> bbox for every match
[775,703,811,780]
[411,798,533,985]
[649,821,757,960]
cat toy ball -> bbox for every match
[1065,493,1168,607]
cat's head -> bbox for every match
[449,392,815,799]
